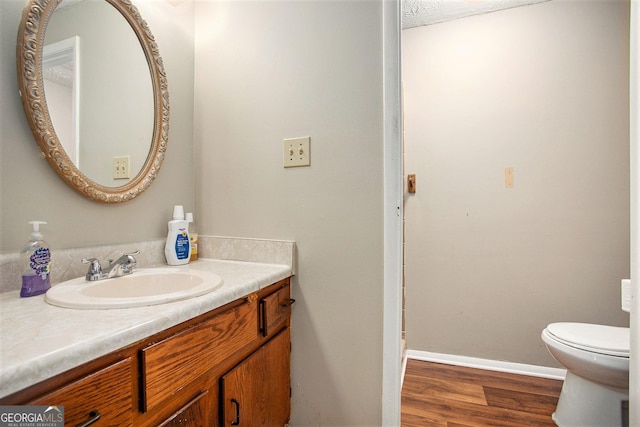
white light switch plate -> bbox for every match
[283,137,310,168]
[113,156,130,179]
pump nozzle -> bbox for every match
[28,220,47,240]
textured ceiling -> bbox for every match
[43,64,73,88]
[402,0,550,29]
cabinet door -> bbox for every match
[221,328,290,427]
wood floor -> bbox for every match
[401,359,563,427]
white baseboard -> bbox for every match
[401,351,408,388]
[406,349,566,381]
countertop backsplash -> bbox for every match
[199,236,296,273]
[0,236,295,293]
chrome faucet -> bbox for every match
[82,250,140,281]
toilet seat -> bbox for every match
[546,322,629,357]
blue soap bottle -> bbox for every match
[20,221,52,297]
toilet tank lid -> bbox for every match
[547,322,629,356]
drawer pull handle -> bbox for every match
[282,298,296,307]
[76,410,101,427]
[231,398,240,425]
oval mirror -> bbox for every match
[16,0,169,203]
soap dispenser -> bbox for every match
[20,221,51,297]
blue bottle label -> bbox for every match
[175,229,189,260]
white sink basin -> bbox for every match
[45,268,224,309]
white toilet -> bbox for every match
[541,322,629,427]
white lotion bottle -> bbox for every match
[164,205,191,265]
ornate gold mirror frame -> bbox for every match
[16,0,169,203]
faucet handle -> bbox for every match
[82,258,102,281]
[125,250,140,264]
[82,257,101,269]
[121,250,140,273]
[108,250,139,266]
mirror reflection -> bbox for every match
[43,36,79,165]
[43,0,154,187]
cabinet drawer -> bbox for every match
[141,298,259,412]
[30,357,133,427]
[157,390,210,427]
[260,284,292,337]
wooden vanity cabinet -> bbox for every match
[139,277,292,427]
[140,295,259,413]
[0,277,292,427]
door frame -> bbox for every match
[382,0,403,425]
[629,0,639,424]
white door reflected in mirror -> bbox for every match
[43,36,80,167]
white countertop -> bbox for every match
[0,258,292,399]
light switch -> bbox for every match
[283,137,310,168]
[113,156,130,179]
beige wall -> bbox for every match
[193,1,385,424]
[0,0,195,253]
[403,0,630,366]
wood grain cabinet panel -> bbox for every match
[260,283,292,337]
[30,357,133,427]
[157,391,210,427]
[141,296,259,412]
[221,328,291,427]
